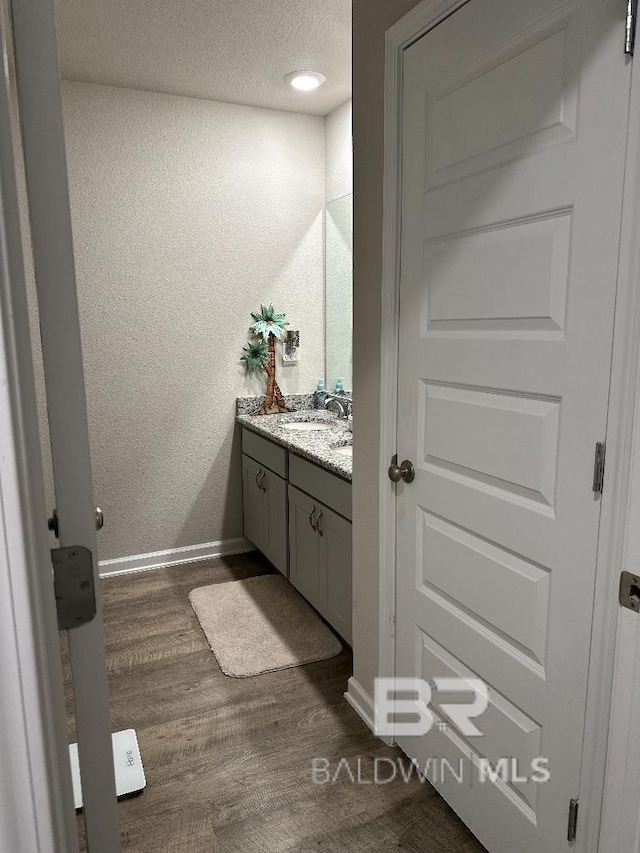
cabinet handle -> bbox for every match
[316,510,323,536]
[256,468,262,488]
[259,470,267,491]
[309,506,317,531]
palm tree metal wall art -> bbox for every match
[241,305,291,415]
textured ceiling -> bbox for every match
[55,0,352,116]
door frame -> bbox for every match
[8,0,122,841]
[378,2,640,851]
[0,20,78,850]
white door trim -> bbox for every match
[597,39,640,849]
[379,0,471,690]
[379,2,640,852]
[0,19,78,851]
[599,610,640,852]
[10,0,122,842]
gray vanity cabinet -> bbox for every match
[242,454,263,548]
[240,426,352,644]
[241,452,287,575]
[288,484,352,645]
[317,506,352,644]
[288,485,320,605]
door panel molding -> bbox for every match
[379,2,640,852]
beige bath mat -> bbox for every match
[189,574,342,677]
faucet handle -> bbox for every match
[324,396,345,417]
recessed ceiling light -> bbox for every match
[285,71,326,91]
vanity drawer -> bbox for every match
[242,427,287,478]
[289,453,351,521]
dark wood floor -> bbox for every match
[62,552,486,852]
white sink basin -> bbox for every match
[281,422,332,432]
[334,445,353,457]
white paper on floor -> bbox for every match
[69,728,146,810]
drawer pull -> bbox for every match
[309,506,318,531]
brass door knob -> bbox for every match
[388,458,415,484]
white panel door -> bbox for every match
[395,1,631,850]
[9,0,121,849]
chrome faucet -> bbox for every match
[323,393,352,420]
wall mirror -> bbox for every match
[325,192,353,393]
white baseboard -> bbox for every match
[98,537,255,578]
[345,676,375,730]
[345,677,394,745]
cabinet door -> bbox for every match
[261,468,288,576]
[288,485,319,606]
[317,505,352,645]
[242,454,264,551]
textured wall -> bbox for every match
[352,0,421,700]
[61,81,325,561]
[325,99,352,203]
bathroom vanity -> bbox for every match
[234,185,355,646]
[237,409,352,645]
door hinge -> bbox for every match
[568,798,579,843]
[593,441,606,495]
[51,545,96,630]
[626,0,637,55]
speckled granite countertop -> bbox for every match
[236,408,352,482]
